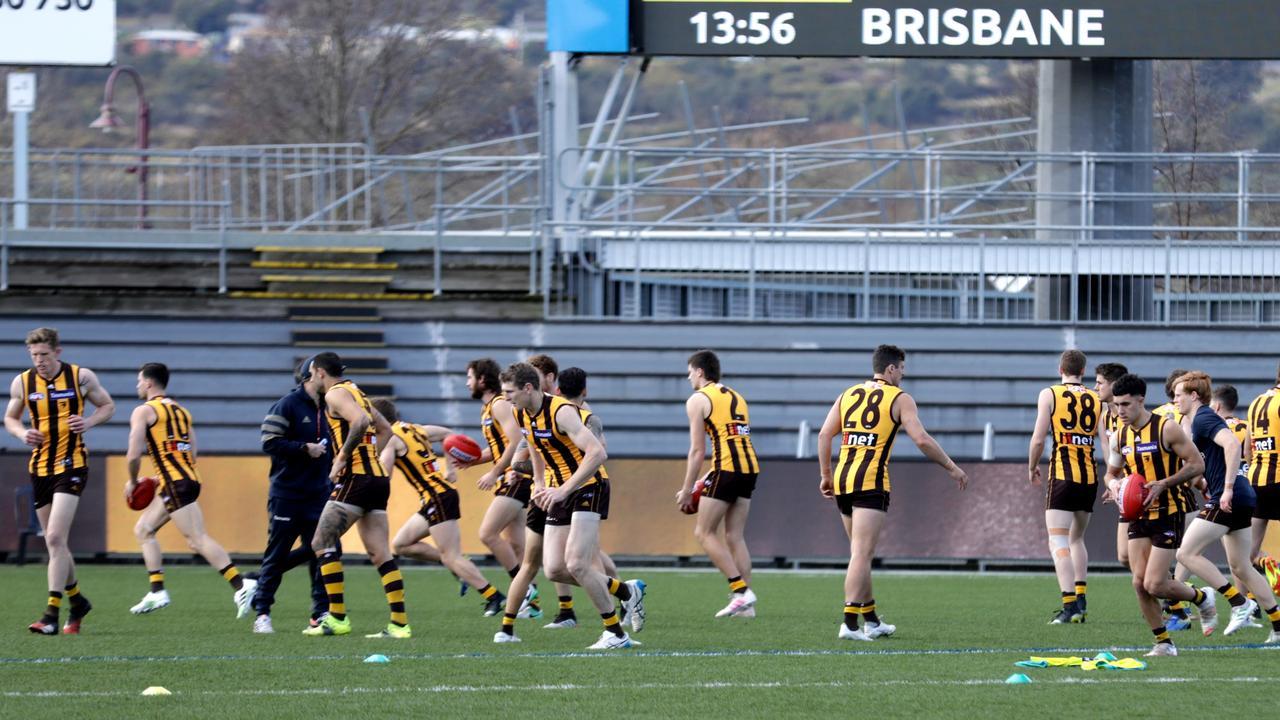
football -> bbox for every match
[443,434,483,464]
[128,476,157,511]
[1119,474,1150,521]
[682,475,708,515]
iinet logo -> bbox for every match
[861,7,1106,47]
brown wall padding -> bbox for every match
[2,454,1272,564]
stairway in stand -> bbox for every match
[289,303,394,399]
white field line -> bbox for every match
[1,676,1270,699]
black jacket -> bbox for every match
[261,385,332,506]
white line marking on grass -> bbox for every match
[2,643,1276,666]
[2,676,1270,699]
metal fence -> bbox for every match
[545,147,1280,324]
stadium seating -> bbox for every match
[1,317,1272,461]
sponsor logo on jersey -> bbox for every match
[27,392,44,401]
[165,440,193,453]
[533,429,554,440]
[1254,437,1276,453]
[843,431,880,447]
[49,389,76,401]
[728,423,751,436]
[1134,441,1160,454]
[1060,433,1095,447]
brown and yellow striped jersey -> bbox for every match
[1117,413,1188,519]
[21,364,88,477]
[696,383,760,475]
[143,396,201,488]
[480,395,510,467]
[1152,402,1183,423]
[1247,386,1280,487]
[833,379,904,495]
[325,380,385,477]
[1046,383,1100,485]
[516,394,607,489]
[389,421,449,498]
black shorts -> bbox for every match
[1128,513,1186,549]
[31,467,89,509]
[836,490,890,515]
[547,480,611,527]
[704,470,758,502]
[417,488,462,526]
[1254,484,1280,521]
[1045,478,1098,513]
[1198,503,1254,532]
[526,504,548,534]
[330,473,390,512]
[494,471,533,507]
[160,478,201,513]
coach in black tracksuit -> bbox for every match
[250,368,335,629]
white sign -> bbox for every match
[0,0,116,67]
[7,73,36,113]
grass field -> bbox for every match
[2,564,1276,718]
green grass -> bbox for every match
[1,565,1276,718]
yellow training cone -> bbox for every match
[141,686,172,696]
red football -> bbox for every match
[443,434,482,464]
[682,475,708,515]
[128,476,157,511]
[1119,474,1150,521]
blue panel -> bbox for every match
[547,0,629,54]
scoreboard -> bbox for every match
[550,0,1280,59]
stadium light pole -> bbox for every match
[90,65,150,229]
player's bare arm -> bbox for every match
[478,396,521,489]
[896,392,968,490]
[5,374,42,447]
[678,392,711,511]
[73,367,115,433]
[1214,426,1242,511]
[325,385,368,480]
[379,434,408,476]
[816,398,842,498]
[1027,387,1054,486]
[124,403,156,501]
[1141,420,1205,511]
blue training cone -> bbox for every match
[364,654,390,664]
[1005,673,1032,684]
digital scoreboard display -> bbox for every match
[634,0,1280,59]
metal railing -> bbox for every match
[0,197,232,293]
[546,147,1280,323]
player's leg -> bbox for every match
[250,504,306,633]
[304,501,362,633]
[169,501,255,618]
[696,497,743,594]
[1221,527,1278,638]
[1116,521,1130,569]
[129,497,174,615]
[30,493,84,633]
[565,513,635,648]
[1250,516,1269,564]
[1128,538,1173,653]
[479,496,525,575]
[1144,543,1212,635]
[1068,509,1091,618]
[391,512,441,563]
[713,497,757,618]
[1045,508,1079,623]
[431,519,506,614]
[597,549,618,577]
[1175,518,1232,593]
[497,528,544,641]
[842,508,887,640]
[357,510,410,638]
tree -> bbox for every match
[216,0,531,153]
